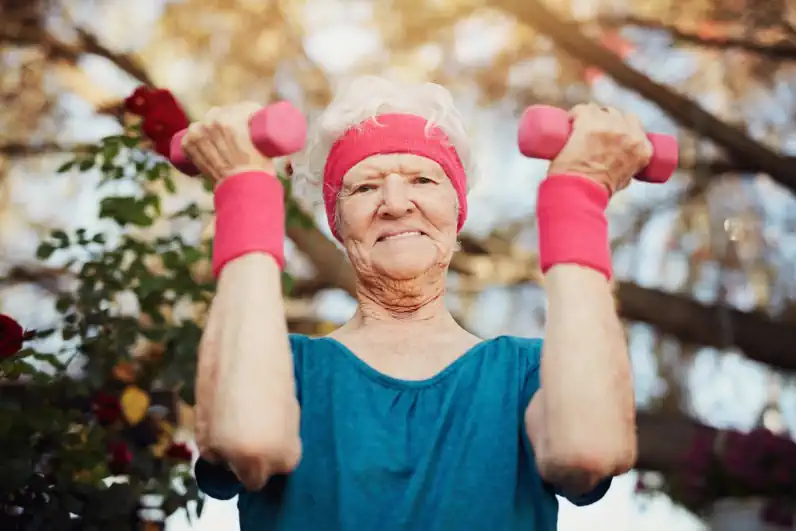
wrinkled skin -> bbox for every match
[338,152,460,315]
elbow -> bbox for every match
[212,435,302,491]
[538,441,637,488]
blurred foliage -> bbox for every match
[0,92,312,527]
[0,127,209,528]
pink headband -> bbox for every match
[322,113,468,240]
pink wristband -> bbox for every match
[536,174,612,280]
[212,171,285,277]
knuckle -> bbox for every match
[187,122,204,137]
[569,103,587,116]
[206,106,221,117]
[239,101,261,112]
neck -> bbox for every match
[348,270,458,332]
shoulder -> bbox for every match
[485,335,543,367]
[484,336,544,403]
[288,332,313,354]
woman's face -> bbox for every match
[337,153,460,281]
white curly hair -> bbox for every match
[289,76,478,220]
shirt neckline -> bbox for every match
[314,335,507,390]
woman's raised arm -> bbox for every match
[185,103,301,491]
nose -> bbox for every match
[378,174,415,219]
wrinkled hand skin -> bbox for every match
[547,103,653,195]
[180,101,276,185]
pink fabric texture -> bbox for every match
[322,113,468,240]
[212,171,286,276]
[536,174,612,280]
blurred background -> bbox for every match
[1,0,796,530]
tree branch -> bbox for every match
[617,283,796,372]
[598,15,796,59]
[1,24,153,86]
[498,0,796,195]
[0,142,92,158]
[636,411,710,474]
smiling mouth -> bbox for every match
[377,231,426,242]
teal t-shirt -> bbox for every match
[195,334,611,530]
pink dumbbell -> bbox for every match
[517,105,679,184]
[169,100,308,176]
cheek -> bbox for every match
[337,198,374,237]
[422,191,460,232]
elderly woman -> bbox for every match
[184,76,648,530]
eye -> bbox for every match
[354,184,376,194]
[414,176,435,185]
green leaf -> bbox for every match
[181,246,204,265]
[170,202,205,220]
[51,230,70,249]
[62,327,78,341]
[102,139,120,163]
[121,134,140,148]
[282,272,294,295]
[99,196,155,227]
[56,160,75,173]
[34,328,57,339]
[78,158,95,171]
[36,242,55,260]
[55,295,72,312]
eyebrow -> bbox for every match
[357,163,439,176]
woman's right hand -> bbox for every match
[180,102,276,185]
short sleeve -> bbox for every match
[194,334,310,499]
[556,477,612,506]
[288,333,309,403]
[195,457,242,500]
[519,337,543,408]
[518,337,613,506]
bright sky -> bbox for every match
[4,0,796,530]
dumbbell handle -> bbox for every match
[168,101,307,176]
[517,105,678,184]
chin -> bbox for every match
[372,245,439,280]
[375,261,435,280]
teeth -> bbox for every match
[383,231,422,241]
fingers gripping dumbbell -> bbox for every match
[168,101,308,176]
[517,105,679,183]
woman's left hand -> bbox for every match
[547,103,653,195]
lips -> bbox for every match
[377,230,426,242]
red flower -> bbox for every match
[141,106,188,157]
[108,441,133,475]
[124,87,179,117]
[125,86,189,157]
[92,391,122,425]
[165,442,193,462]
[0,314,34,359]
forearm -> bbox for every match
[538,264,636,475]
[207,253,300,484]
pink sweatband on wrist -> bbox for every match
[536,174,612,280]
[322,113,468,240]
[212,171,285,277]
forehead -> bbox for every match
[343,153,445,182]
